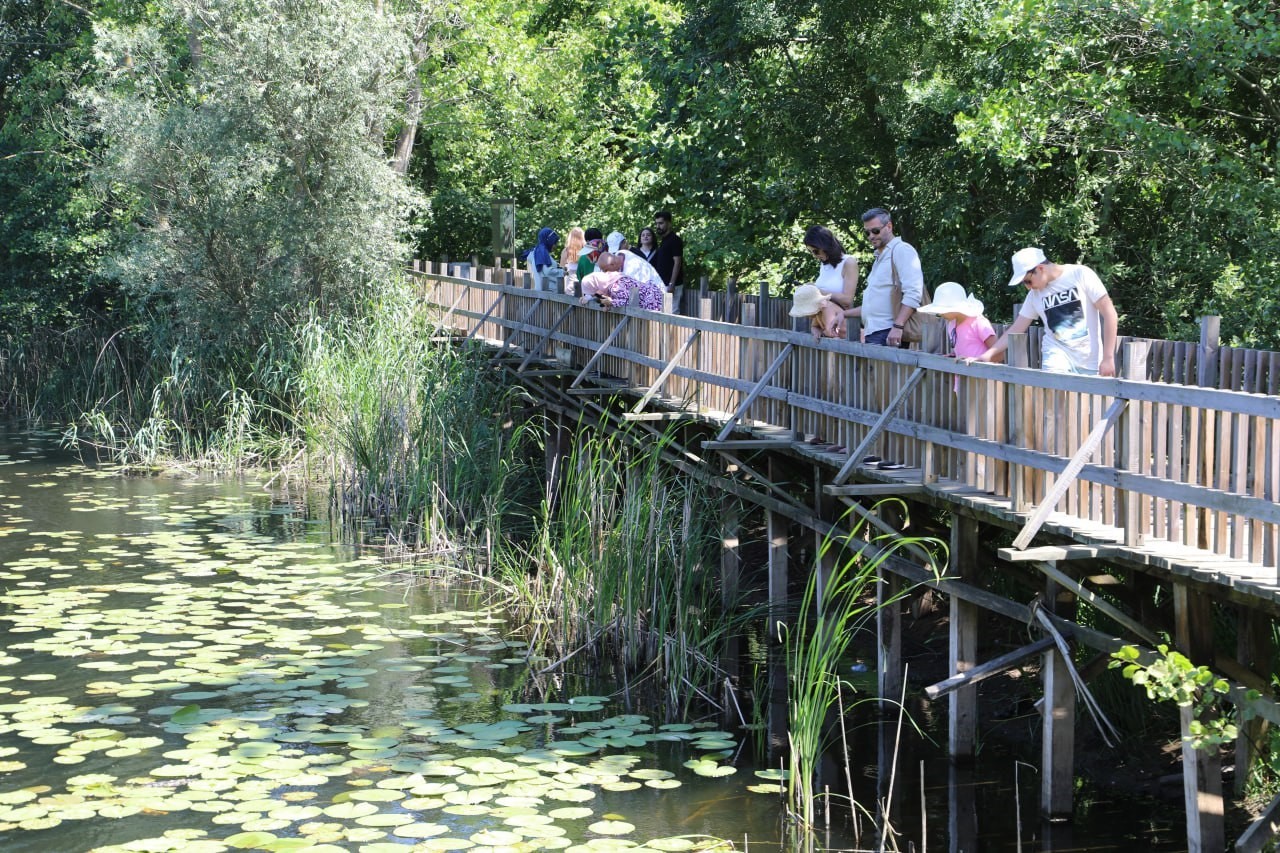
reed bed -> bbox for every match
[783,502,945,835]
[494,424,756,718]
[295,293,540,555]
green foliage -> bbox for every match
[1110,644,1252,750]
[76,0,424,377]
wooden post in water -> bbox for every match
[948,513,979,758]
[720,490,742,692]
[813,467,835,608]
[1174,583,1225,852]
[1118,340,1149,546]
[544,411,573,514]
[1236,607,1272,795]
[766,458,790,753]
[1041,564,1076,819]
[876,505,904,709]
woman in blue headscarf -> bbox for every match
[531,227,559,273]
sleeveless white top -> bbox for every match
[814,255,855,296]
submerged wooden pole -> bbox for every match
[876,504,904,709]
[1041,565,1076,818]
[949,513,979,758]
[1174,583,1226,852]
[767,457,790,752]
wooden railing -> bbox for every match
[417,263,1280,572]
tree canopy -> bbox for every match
[2,0,1278,421]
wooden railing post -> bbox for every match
[1195,316,1220,551]
[1118,340,1150,546]
[1007,332,1031,512]
[725,276,738,323]
[1197,316,1221,388]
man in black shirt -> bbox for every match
[650,211,685,290]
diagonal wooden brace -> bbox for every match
[1011,398,1127,549]
[832,367,926,485]
[571,315,631,388]
[429,285,472,338]
[464,292,505,342]
[631,329,701,415]
[715,343,794,442]
[517,305,575,371]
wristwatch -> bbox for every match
[892,323,905,330]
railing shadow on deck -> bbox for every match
[416,261,1280,572]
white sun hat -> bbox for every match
[918,281,984,317]
[789,284,830,317]
[606,231,626,253]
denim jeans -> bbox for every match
[865,327,908,349]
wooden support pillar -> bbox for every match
[1041,565,1076,819]
[544,411,573,512]
[949,513,979,759]
[814,466,836,607]
[1236,607,1273,795]
[1174,583,1225,853]
[948,762,979,853]
[767,458,790,641]
[876,504,904,709]
[719,492,742,691]
[767,456,790,753]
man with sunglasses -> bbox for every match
[971,247,1118,376]
[854,207,924,348]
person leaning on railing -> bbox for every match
[969,247,1119,377]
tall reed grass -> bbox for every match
[494,423,756,717]
[295,288,540,554]
[783,502,945,833]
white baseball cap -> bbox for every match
[1008,247,1047,287]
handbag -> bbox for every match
[888,244,932,344]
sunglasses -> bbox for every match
[864,226,886,237]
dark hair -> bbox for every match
[803,225,844,268]
[861,207,892,225]
[653,211,673,222]
[584,228,603,241]
[638,227,656,245]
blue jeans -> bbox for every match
[865,328,908,349]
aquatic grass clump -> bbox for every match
[497,424,755,718]
[782,502,945,833]
[296,292,541,554]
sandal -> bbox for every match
[862,455,882,464]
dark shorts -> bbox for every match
[865,328,909,349]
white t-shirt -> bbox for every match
[1018,264,1109,373]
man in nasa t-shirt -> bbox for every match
[971,247,1118,376]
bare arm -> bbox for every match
[671,255,684,286]
[971,314,1033,363]
[1094,294,1118,377]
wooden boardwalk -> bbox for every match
[417,261,1280,851]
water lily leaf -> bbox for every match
[226,830,279,848]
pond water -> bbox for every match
[0,429,1193,852]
